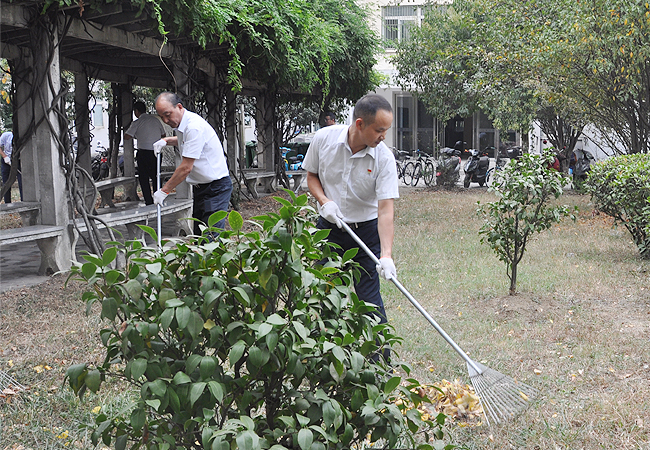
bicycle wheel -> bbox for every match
[412,162,422,186]
[485,168,493,184]
[403,162,414,185]
[423,160,435,186]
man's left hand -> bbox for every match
[376,257,397,280]
[153,139,167,155]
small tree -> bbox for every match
[585,154,650,258]
[478,154,574,295]
[66,192,450,449]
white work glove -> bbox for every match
[376,257,397,281]
[153,189,169,206]
[3,156,9,164]
[153,138,167,156]
[318,201,343,228]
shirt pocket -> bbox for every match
[352,162,378,199]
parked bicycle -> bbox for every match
[393,148,411,184]
[403,149,436,187]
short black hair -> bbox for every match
[155,92,183,107]
[324,111,336,121]
[133,101,146,114]
[352,94,392,124]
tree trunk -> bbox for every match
[509,261,518,295]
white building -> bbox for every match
[356,0,518,156]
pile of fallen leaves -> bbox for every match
[396,379,485,427]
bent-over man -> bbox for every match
[153,92,232,234]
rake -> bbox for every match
[156,150,162,250]
[0,370,26,396]
[340,222,538,426]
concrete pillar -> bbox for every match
[174,57,194,110]
[255,92,275,172]
[205,77,219,131]
[74,72,91,176]
[225,88,237,173]
[21,15,71,274]
[239,104,246,171]
[13,53,36,203]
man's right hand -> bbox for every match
[153,189,168,206]
[3,156,9,165]
[153,139,167,155]
[318,201,343,228]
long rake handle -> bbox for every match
[340,221,482,374]
[156,151,162,250]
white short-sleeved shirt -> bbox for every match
[302,124,399,223]
[0,131,13,157]
[125,114,166,150]
[175,110,229,185]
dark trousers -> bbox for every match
[1,159,23,204]
[192,176,233,235]
[317,217,390,362]
[317,217,387,322]
[137,149,157,205]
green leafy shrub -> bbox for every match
[478,153,575,295]
[66,192,451,449]
[585,154,650,258]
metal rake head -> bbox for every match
[0,370,26,393]
[467,361,538,426]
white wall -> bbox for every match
[529,121,618,160]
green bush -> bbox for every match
[66,192,451,450]
[478,153,574,295]
[585,154,650,258]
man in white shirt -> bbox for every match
[303,94,399,360]
[124,101,166,205]
[153,92,232,235]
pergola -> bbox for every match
[0,0,278,274]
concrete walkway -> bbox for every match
[0,241,48,293]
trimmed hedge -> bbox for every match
[585,154,650,258]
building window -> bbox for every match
[382,6,424,48]
[92,104,104,128]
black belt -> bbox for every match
[345,218,377,229]
[137,148,154,152]
[194,180,218,189]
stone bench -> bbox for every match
[72,196,193,243]
[0,201,42,225]
[0,223,64,246]
[0,202,65,275]
[95,176,138,208]
[286,170,305,193]
[71,197,194,266]
[242,170,276,198]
